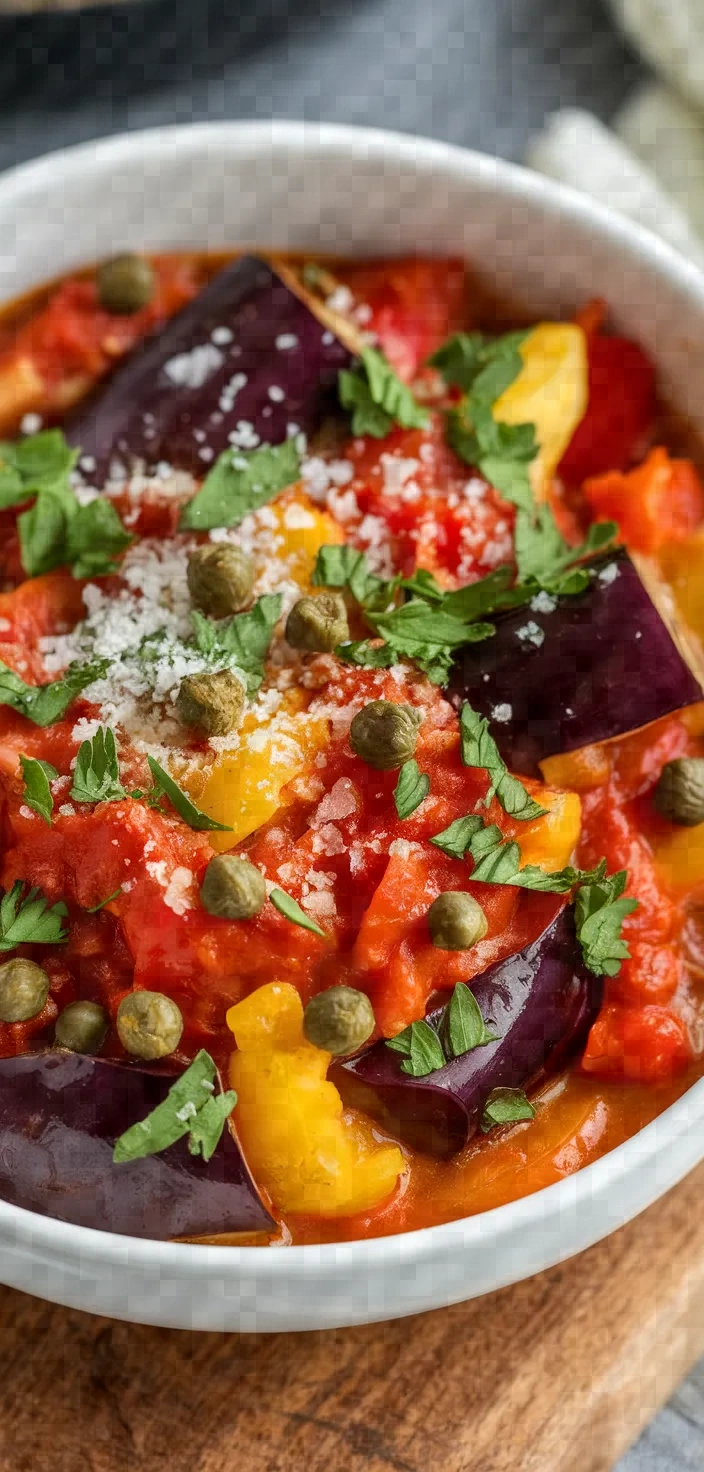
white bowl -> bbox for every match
[2,121,704,1332]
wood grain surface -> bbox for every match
[2,1162,704,1472]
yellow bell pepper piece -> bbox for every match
[653,823,704,896]
[518,788,582,871]
[227,983,405,1218]
[265,492,344,587]
[659,532,704,649]
[493,324,588,499]
[195,709,329,852]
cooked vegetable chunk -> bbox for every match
[342,901,601,1156]
[67,256,353,478]
[0,1052,273,1239]
[450,551,703,775]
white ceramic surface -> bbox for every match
[2,121,704,1332]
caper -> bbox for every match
[427,891,488,950]
[285,593,349,654]
[177,669,245,737]
[97,253,155,315]
[349,700,423,770]
[187,544,255,619]
[0,959,50,1023]
[200,854,266,920]
[117,991,183,1060]
[303,985,375,1056]
[654,757,704,826]
[54,999,108,1055]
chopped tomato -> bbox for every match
[582,1003,690,1083]
[338,257,469,381]
[558,333,656,484]
[584,447,704,553]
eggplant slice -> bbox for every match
[67,256,355,480]
[449,550,704,776]
[342,901,601,1157]
[0,1052,273,1240]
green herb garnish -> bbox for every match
[0,881,68,950]
[269,887,327,938]
[394,759,430,820]
[4,429,132,579]
[0,429,77,510]
[574,868,638,977]
[311,543,392,612]
[179,440,301,532]
[443,982,498,1057]
[145,756,233,833]
[190,592,283,696]
[385,1018,445,1076]
[113,1049,236,1164]
[70,726,126,806]
[339,346,429,439]
[19,755,57,825]
[433,330,538,514]
[86,887,123,913]
[366,601,495,686]
[459,703,546,821]
[0,656,108,728]
[481,1086,536,1132]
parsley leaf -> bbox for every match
[481,1086,536,1132]
[70,726,126,805]
[459,703,547,821]
[0,429,77,510]
[86,887,123,913]
[339,346,429,439]
[145,756,233,833]
[113,1049,236,1164]
[0,656,108,728]
[191,593,282,696]
[513,502,618,593]
[434,330,538,513]
[336,639,396,670]
[394,759,430,820]
[385,1019,445,1076]
[429,812,485,860]
[367,601,495,685]
[574,869,639,977]
[64,498,133,580]
[269,887,327,938]
[19,755,57,825]
[443,982,498,1057]
[0,881,68,950]
[179,440,301,532]
[312,544,392,612]
[5,429,132,580]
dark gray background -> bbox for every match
[1,0,699,1465]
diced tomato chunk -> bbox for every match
[582,1002,690,1083]
[558,333,656,484]
[583,447,704,554]
[338,257,469,381]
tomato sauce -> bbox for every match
[2,252,704,1244]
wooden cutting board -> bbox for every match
[2,1162,704,1472]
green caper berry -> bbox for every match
[653,757,704,827]
[117,991,183,1060]
[349,700,423,770]
[54,999,108,1055]
[200,854,266,920]
[285,593,349,654]
[187,544,255,619]
[177,669,245,737]
[0,959,50,1023]
[303,985,375,1056]
[97,253,156,314]
[427,891,488,951]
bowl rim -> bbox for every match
[2,117,704,1274]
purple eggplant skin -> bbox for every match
[66,256,354,480]
[448,549,703,777]
[341,903,601,1158]
[0,1052,274,1241]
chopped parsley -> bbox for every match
[481,1087,535,1132]
[19,755,57,825]
[394,759,430,820]
[86,887,123,913]
[3,429,133,580]
[190,592,283,696]
[386,981,498,1077]
[113,1049,236,1164]
[385,1018,445,1076]
[574,868,639,977]
[432,330,538,514]
[269,887,327,938]
[338,346,429,439]
[0,881,68,950]
[459,703,547,821]
[0,428,77,510]
[179,440,301,532]
[70,726,126,806]
[144,757,233,833]
[0,656,108,728]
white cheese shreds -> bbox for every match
[515,620,546,649]
[530,590,558,614]
[163,343,224,389]
[491,703,513,723]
